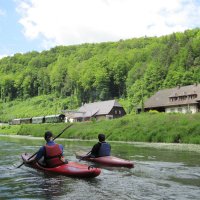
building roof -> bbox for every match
[32,116,45,119]
[45,114,65,118]
[144,84,200,108]
[73,100,123,118]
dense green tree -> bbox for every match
[143,62,167,94]
[126,62,147,88]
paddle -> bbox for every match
[16,124,73,168]
[78,150,91,162]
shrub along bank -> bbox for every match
[0,113,200,144]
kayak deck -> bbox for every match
[75,151,134,168]
[21,153,101,178]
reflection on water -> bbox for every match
[0,135,199,200]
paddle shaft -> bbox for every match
[17,124,73,168]
[79,150,92,161]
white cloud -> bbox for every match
[0,54,9,59]
[0,9,6,16]
[16,0,200,49]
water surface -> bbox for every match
[0,135,199,200]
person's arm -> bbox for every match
[109,143,111,150]
[24,146,44,164]
[59,144,65,162]
[90,142,101,157]
[25,157,37,164]
[59,144,64,156]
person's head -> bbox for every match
[44,131,53,141]
[98,133,105,142]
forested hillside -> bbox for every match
[0,28,200,116]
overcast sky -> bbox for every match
[0,0,200,58]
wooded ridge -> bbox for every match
[0,28,200,119]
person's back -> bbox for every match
[98,142,111,157]
[25,131,66,167]
[43,136,65,167]
[90,134,111,158]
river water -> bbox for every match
[0,135,199,200]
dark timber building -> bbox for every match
[65,100,126,122]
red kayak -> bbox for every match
[21,153,101,178]
[75,151,134,168]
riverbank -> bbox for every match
[0,134,200,153]
[0,113,200,144]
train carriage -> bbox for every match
[44,114,65,123]
[20,118,32,124]
[32,116,45,124]
[10,114,66,125]
[11,118,21,125]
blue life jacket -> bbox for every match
[98,142,111,157]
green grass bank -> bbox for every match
[0,113,200,144]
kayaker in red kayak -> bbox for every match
[89,133,111,158]
[24,131,67,167]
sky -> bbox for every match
[0,0,200,58]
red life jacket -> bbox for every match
[44,144,64,167]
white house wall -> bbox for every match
[165,104,198,114]
[64,116,76,123]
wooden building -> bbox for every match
[138,84,200,114]
[66,100,126,122]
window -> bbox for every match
[188,95,195,100]
[170,108,175,112]
[192,94,197,99]
[106,115,113,119]
[178,107,182,112]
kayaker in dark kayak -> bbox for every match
[89,133,111,158]
[76,133,134,168]
[24,131,66,167]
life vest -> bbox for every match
[98,142,111,157]
[44,144,64,167]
